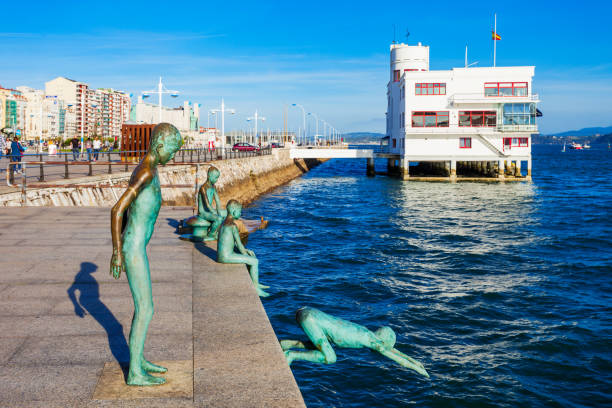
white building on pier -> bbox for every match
[386,42,539,180]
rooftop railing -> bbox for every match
[450,93,540,103]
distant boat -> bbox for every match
[562,142,566,152]
[568,142,583,150]
[583,142,591,149]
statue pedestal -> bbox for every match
[92,360,193,400]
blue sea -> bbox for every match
[244,145,612,408]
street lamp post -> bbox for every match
[80,86,85,155]
[307,112,319,145]
[247,110,266,147]
[210,98,235,151]
[322,120,330,145]
[141,77,180,124]
[291,103,306,145]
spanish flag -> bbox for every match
[492,31,501,41]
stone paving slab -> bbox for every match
[0,207,305,407]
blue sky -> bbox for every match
[2,0,611,134]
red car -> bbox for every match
[232,143,260,152]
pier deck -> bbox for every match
[0,207,304,407]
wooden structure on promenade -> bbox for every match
[120,124,156,161]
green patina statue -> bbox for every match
[179,165,227,242]
[217,199,270,297]
[281,307,429,378]
[110,123,183,386]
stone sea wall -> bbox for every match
[0,149,326,207]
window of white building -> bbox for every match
[459,111,497,127]
[502,103,536,125]
[485,82,528,97]
[412,111,449,127]
[459,137,472,148]
[415,83,446,95]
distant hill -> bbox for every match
[341,129,612,145]
[341,132,385,144]
[548,126,612,138]
[534,125,612,145]
[593,133,612,145]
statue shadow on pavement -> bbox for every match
[193,241,218,260]
[166,217,180,230]
[168,217,219,260]
[67,261,130,378]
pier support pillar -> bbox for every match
[515,160,522,177]
[400,158,410,181]
[366,158,375,177]
[527,158,532,181]
[498,159,505,180]
[450,160,457,181]
[387,158,396,176]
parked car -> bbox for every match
[232,142,260,152]
[269,142,284,148]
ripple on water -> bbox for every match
[245,146,612,408]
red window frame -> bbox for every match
[411,111,449,127]
[504,137,529,148]
[484,82,528,97]
[393,70,400,82]
[415,83,446,95]
[404,69,418,72]
[458,111,497,127]
[459,137,472,148]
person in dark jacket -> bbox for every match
[10,137,24,173]
[71,136,80,161]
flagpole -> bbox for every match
[493,13,497,67]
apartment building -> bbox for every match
[17,86,64,140]
[133,97,199,135]
[0,87,27,136]
[45,77,130,140]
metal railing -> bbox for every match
[3,146,271,189]
[450,93,539,103]
[496,124,538,133]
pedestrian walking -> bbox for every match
[93,136,101,161]
[85,138,93,161]
[0,133,6,161]
[71,136,80,161]
[10,137,24,173]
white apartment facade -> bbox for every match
[93,89,131,140]
[386,43,538,180]
[17,87,64,140]
[133,97,200,138]
[45,77,91,140]
[45,77,130,140]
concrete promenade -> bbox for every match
[0,207,305,407]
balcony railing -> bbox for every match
[403,124,538,134]
[450,93,540,104]
[496,124,538,133]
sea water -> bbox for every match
[244,145,612,407]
